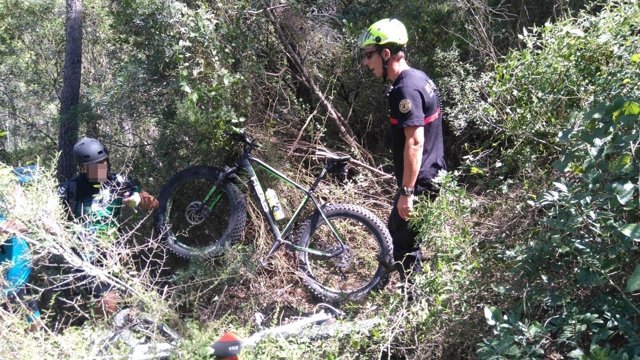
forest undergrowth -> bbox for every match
[1,0,639,359]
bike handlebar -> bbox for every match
[225,129,261,149]
[226,130,352,166]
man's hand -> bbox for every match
[122,192,141,208]
[397,194,414,220]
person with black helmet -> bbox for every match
[61,137,159,221]
[358,19,446,282]
[58,137,158,317]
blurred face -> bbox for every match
[362,46,383,78]
[82,159,108,182]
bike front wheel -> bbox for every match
[296,203,393,304]
[155,165,247,259]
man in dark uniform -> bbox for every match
[358,18,446,280]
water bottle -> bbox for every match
[265,188,285,221]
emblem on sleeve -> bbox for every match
[425,82,435,97]
[399,99,412,113]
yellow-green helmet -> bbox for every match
[357,18,408,49]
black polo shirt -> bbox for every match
[388,68,446,188]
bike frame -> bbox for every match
[200,139,347,261]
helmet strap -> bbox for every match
[380,46,405,82]
[377,47,389,82]
[382,61,388,82]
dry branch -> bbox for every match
[264,3,375,164]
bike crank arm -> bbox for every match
[290,243,346,258]
[258,238,345,267]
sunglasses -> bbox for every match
[364,49,377,59]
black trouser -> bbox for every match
[388,180,438,280]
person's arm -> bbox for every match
[397,126,424,220]
[121,176,159,211]
[58,181,77,220]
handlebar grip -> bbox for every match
[224,129,247,142]
[225,129,262,149]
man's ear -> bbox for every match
[382,48,391,61]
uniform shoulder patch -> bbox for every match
[399,99,412,113]
[424,84,434,97]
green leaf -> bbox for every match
[569,28,585,37]
[484,306,502,326]
[611,181,636,205]
[608,154,633,173]
[576,268,605,286]
[614,101,640,118]
[622,101,640,115]
[626,265,640,292]
[589,345,610,360]
[567,348,585,359]
[553,182,568,193]
[619,223,640,240]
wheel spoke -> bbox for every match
[297,204,393,303]
[155,166,247,259]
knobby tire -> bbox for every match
[155,165,247,259]
[296,204,393,304]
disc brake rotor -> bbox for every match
[185,201,210,225]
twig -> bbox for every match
[287,101,321,159]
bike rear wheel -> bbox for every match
[296,203,393,304]
[155,165,247,259]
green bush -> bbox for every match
[485,0,640,177]
[0,0,64,164]
[376,171,485,359]
[478,98,640,359]
[109,1,250,175]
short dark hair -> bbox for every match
[376,43,406,55]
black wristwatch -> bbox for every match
[399,186,414,196]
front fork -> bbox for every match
[200,165,240,209]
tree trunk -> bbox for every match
[57,0,83,182]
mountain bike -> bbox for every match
[97,304,382,359]
[155,130,394,303]
[96,307,181,359]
